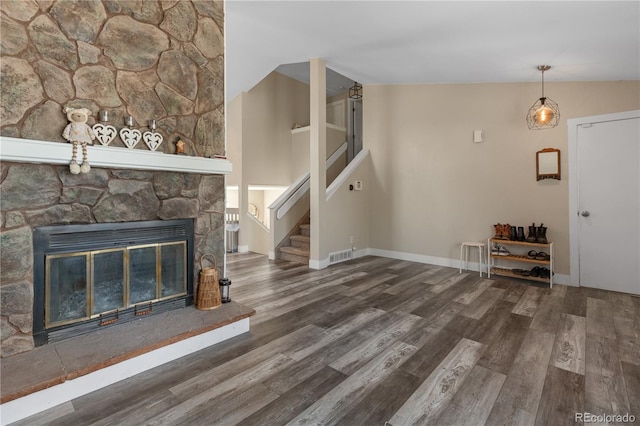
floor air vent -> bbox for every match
[329,249,353,265]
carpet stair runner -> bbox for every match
[279,223,310,264]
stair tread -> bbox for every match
[290,235,310,242]
[280,252,309,264]
[299,223,311,237]
[280,246,310,256]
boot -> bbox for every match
[517,226,526,241]
[526,223,537,243]
[494,224,509,240]
[494,224,502,239]
[537,223,548,244]
[510,226,517,241]
[502,223,511,240]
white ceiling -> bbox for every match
[225,1,640,101]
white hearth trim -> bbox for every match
[0,136,232,175]
[0,318,249,426]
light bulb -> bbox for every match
[535,106,554,124]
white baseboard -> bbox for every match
[268,251,276,260]
[552,274,571,286]
[237,245,249,253]
[0,318,250,426]
[368,248,465,270]
[352,248,369,259]
[365,248,571,285]
[309,257,330,270]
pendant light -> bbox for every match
[349,82,362,99]
[526,65,560,130]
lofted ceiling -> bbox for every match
[225,1,640,101]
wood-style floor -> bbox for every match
[13,254,640,425]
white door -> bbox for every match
[326,100,345,128]
[577,117,640,294]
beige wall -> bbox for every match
[248,190,266,225]
[226,95,243,188]
[244,214,270,255]
[263,188,285,226]
[364,81,640,276]
[325,154,371,256]
[291,125,347,181]
[227,71,310,252]
[241,71,311,185]
[291,127,311,178]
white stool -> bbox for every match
[459,242,485,277]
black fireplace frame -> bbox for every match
[33,219,194,346]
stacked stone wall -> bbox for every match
[1,0,224,156]
[0,0,226,357]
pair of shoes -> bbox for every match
[527,250,550,261]
[539,267,553,279]
[537,223,548,244]
[493,223,511,240]
[530,266,541,277]
[527,223,549,244]
[513,268,530,276]
[491,245,510,256]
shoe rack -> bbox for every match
[487,238,554,287]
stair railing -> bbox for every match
[269,141,347,220]
[267,141,348,259]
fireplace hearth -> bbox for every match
[33,219,195,346]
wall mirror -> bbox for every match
[536,148,561,181]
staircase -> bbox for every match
[279,221,310,264]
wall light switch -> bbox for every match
[354,180,363,191]
[473,130,484,143]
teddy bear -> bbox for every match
[62,107,96,174]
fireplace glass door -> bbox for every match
[129,245,158,304]
[47,254,90,326]
[45,242,186,328]
[92,249,126,314]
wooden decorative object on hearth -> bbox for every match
[196,254,221,310]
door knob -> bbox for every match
[581,211,590,217]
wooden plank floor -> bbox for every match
[12,254,640,425]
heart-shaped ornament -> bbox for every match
[143,131,163,151]
[92,123,117,146]
[119,128,142,149]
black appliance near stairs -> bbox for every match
[279,222,310,264]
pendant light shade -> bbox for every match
[349,82,363,99]
[526,66,560,130]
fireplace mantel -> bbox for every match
[0,137,232,175]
